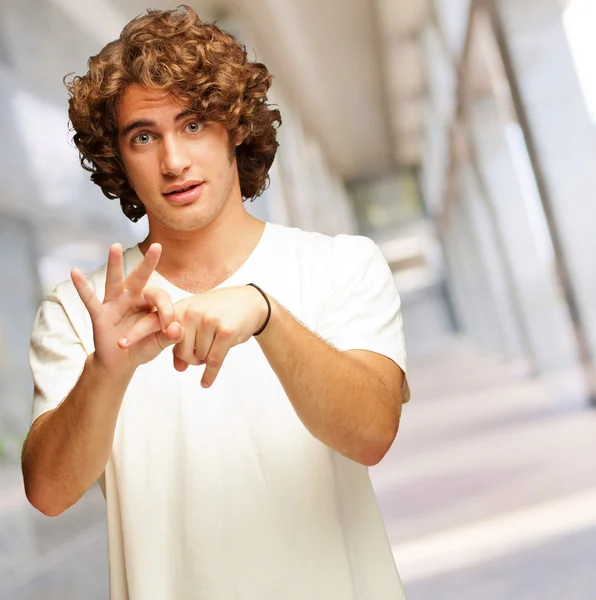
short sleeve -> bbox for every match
[316,235,410,402]
[29,290,88,424]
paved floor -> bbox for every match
[1,337,596,599]
[371,338,596,599]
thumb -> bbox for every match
[159,321,185,347]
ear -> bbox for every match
[232,128,245,147]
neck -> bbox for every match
[139,205,266,290]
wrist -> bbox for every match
[87,352,136,382]
[246,283,271,336]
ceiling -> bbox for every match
[230,0,431,182]
[378,0,430,168]
[41,0,433,183]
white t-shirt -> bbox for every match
[29,221,410,600]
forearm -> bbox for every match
[256,301,400,466]
[22,353,133,516]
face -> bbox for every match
[117,83,240,233]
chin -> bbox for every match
[159,205,221,232]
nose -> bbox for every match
[160,136,191,177]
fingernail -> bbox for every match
[201,381,209,388]
[120,337,128,346]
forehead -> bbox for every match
[117,83,189,124]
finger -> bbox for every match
[142,287,175,333]
[126,243,162,293]
[162,321,185,346]
[201,334,232,388]
[173,353,189,372]
[173,324,202,366]
[154,321,186,352]
[193,319,217,363]
[71,268,102,319]
[118,312,161,348]
[119,315,185,350]
[104,244,124,302]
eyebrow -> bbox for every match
[119,109,198,137]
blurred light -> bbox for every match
[47,0,126,45]
[393,267,437,293]
[504,122,555,265]
[38,240,106,293]
[12,90,84,208]
[563,0,596,123]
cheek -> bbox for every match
[194,139,221,162]
[193,130,234,166]
[122,152,157,190]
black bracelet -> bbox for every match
[246,283,271,336]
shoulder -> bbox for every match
[269,222,378,267]
[327,232,382,265]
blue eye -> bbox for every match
[186,121,203,133]
[133,132,154,145]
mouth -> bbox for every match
[163,182,204,205]
[165,182,201,195]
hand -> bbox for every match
[71,243,185,375]
[119,285,269,387]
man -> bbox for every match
[22,6,410,599]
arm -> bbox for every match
[22,244,183,517]
[256,300,404,467]
[121,237,408,466]
[123,286,405,467]
[22,356,134,516]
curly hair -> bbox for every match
[65,5,281,222]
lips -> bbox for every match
[165,183,199,195]
[163,182,204,205]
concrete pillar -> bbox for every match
[420,23,456,217]
[455,185,508,355]
[468,93,578,372]
[459,161,528,363]
[496,0,596,367]
[441,216,477,342]
[433,0,472,58]
[440,191,492,354]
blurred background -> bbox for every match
[1,0,596,598]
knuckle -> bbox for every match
[186,305,202,320]
[159,305,174,320]
[157,291,171,307]
[150,290,164,304]
[217,327,233,340]
[206,357,220,369]
[201,315,218,329]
